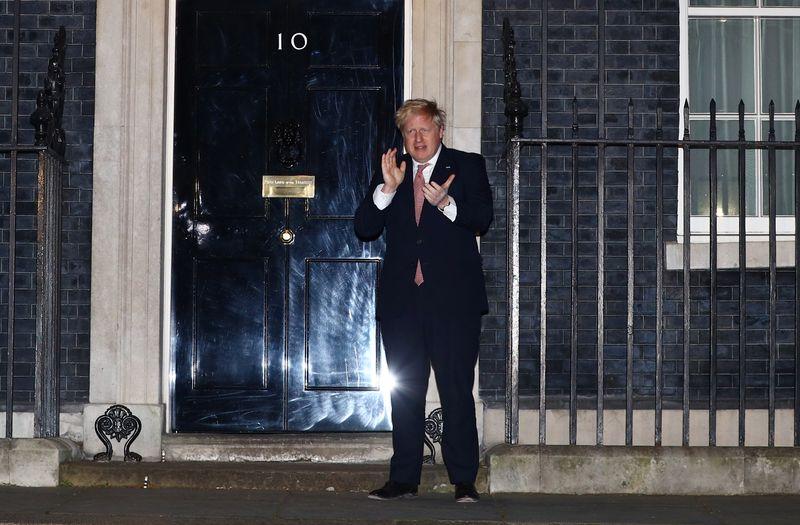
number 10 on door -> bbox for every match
[277,33,308,50]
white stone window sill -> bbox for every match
[665,239,797,270]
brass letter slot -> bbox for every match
[262,175,315,198]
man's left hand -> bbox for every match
[422,174,455,209]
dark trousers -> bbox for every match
[380,285,481,486]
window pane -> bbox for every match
[761,19,800,114]
[763,1,800,6]
[690,0,755,5]
[690,119,757,216]
[761,121,797,216]
[689,18,755,113]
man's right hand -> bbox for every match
[381,148,406,193]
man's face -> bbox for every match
[401,112,444,164]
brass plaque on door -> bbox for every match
[262,175,315,198]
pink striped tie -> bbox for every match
[413,163,428,286]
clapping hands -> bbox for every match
[423,174,455,209]
[380,148,406,193]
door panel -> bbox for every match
[195,87,269,217]
[304,259,381,390]
[173,0,402,432]
[306,88,381,219]
[195,11,271,68]
[192,258,268,391]
[307,13,382,68]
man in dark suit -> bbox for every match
[355,99,492,503]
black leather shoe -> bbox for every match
[368,480,418,500]
[454,483,479,503]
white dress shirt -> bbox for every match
[372,145,457,222]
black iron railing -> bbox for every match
[504,100,800,448]
[502,19,800,448]
[2,2,65,439]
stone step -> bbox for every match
[162,433,396,463]
[60,461,489,494]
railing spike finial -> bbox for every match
[627,98,634,139]
[683,99,690,139]
[710,99,717,140]
[656,99,663,140]
[795,100,800,141]
[30,26,67,156]
[572,97,578,138]
[769,101,776,141]
[502,17,529,142]
[738,100,745,140]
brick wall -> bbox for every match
[480,0,796,408]
[0,0,94,406]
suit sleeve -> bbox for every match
[354,171,388,241]
[452,153,493,235]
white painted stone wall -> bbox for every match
[90,0,165,407]
[411,0,482,154]
[0,439,81,487]
[88,0,168,457]
[0,412,83,442]
[482,408,797,449]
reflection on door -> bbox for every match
[172,0,403,432]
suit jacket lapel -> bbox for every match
[430,145,454,186]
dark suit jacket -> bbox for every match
[354,145,493,319]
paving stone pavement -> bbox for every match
[0,488,799,524]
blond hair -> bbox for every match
[394,99,446,130]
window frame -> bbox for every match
[678,1,800,242]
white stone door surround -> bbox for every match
[86,0,482,458]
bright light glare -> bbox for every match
[380,371,397,392]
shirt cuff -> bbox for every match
[441,197,457,222]
[372,184,396,210]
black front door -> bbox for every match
[172,0,403,432]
